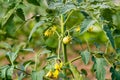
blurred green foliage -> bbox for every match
[0,0,120,80]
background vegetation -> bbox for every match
[0,0,120,80]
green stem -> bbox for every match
[61,14,68,63]
[34,51,39,71]
[15,67,30,75]
[70,56,81,63]
[105,41,109,54]
[61,14,68,76]
[85,38,91,52]
[58,36,61,59]
[64,10,73,25]
[103,55,113,66]
[65,56,81,65]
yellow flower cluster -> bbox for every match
[46,62,63,79]
[75,26,80,32]
[44,25,57,37]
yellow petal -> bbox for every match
[54,63,60,70]
[53,70,59,78]
[46,70,53,77]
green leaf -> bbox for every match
[103,24,115,49]
[2,11,14,27]
[70,64,85,80]
[81,50,90,65]
[113,11,120,30]
[113,29,120,37]
[18,73,25,80]
[92,57,106,80]
[26,0,40,6]
[22,48,34,52]
[6,52,17,64]
[80,19,95,34]
[60,3,76,14]
[110,67,120,80]
[1,0,23,27]
[6,43,25,64]
[0,65,9,79]
[6,66,14,79]
[0,30,6,35]
[45,34,58,48]
[40,49,51,54]
[46,55,57,60]
[65,10,84,28]
[23,60,35,70]
[6,3,15,12]
[31,70,45,80]
[101,8,114,22]
[28,21,45,41]
[0,42,11,49]
[16,8,25,21]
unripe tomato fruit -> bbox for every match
[63,36,72,44]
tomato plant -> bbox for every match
[0,0,120,80]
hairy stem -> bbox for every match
[61,15,68,63]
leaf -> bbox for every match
[23,60,35,70]
[28,21,45,41]
[113,29,120,37]
[77,0,83,3]
[2,11,14,27]
[6,43,25,64]
[113,11,120,30]
[16,8,25,21]
[6,3,15,12]
[26,0,40,6]
[31,70,45,80]
[0,30,6,35]
[0,42,11,49]
[92,57,106,80]
[101,8,114,22]
[46,56,57,60]
[40,49,51,54]
[0,65,9,79]
[65,10,85,28]
[45,34,58,48]
[6,52,17,64]
[18,73,25,80]
[1,0,20,27]
[22,48,34,52]
[110,67,120,80]
[60,3,76,14]
[6,66,14,79]
[80,19,95,34]
[5,15,15,37]
[81,50,90,65]
[103,24,115,49]
[70,64,85,80]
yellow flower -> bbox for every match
[63,36,72,44]
[53,70,59,79]
[60,62,63,68]
[46,70,53,78]
[44,25,57,37]
[75,26,80,32]
[54,63,60,70]
[54,62,63,71]
[87,26,93,32]
[51,25,57,31]
[44,29,53,37]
